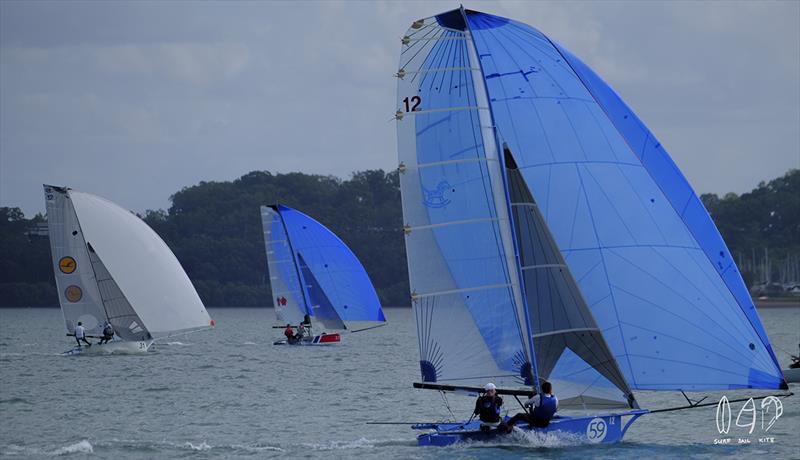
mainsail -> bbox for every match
[44,185,213,340]
[396,12,535,388]
[260,205,386,330]
[396,7,786,409]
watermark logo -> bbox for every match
[714,396,783,445]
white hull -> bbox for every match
[783,367,800,383]
[62,340,153,356]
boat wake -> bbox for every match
[2,439,93,457]
[499,428,587,448]
[300,437,414,451]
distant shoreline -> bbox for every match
[2,302,798,309]
[755,299,800,308]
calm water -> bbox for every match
[1,307,798,459]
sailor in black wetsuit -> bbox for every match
[474,383,503,432]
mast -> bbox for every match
[460,7,541,392]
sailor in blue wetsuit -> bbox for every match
[474,383,503,432]
[503,381,558,432]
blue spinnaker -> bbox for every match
[277,205,386,325]
[462,10,784,390]
[297,253,347,330]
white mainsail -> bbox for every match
[260,205,308,326]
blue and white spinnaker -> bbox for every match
[395,7,788,446]
[260,205,386,335]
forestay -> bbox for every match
[463,10,785,390]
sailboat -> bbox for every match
[394,8,789,445]
[260,205,386,345]
[44,185,214,355]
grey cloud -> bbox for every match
[1,0,798,217]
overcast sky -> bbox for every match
[2,0,798,217]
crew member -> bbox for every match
[503,381,558,432]
[98,321,115,345]
[284,324,296,344]
[474,383,503,432]
[74,321,91,347]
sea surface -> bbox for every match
[1,307,798,459]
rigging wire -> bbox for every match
[439,390,457,422]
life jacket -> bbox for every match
[532,394,557,421]
[284,327,293,339]
[476,395,503,423]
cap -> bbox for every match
[484,383,496,391]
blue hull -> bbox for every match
[414,410,647,446]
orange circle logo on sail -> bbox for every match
[59,256,77,274]
[65,285,82,302]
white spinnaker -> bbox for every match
[69,190,212,337]
[260,206,306,325]
[44,186,108,336]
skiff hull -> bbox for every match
[414,410,647,447]
[272,333,341,346]
[62,340,153,356]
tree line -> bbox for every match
[1,169,797,307]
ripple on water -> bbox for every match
[0,397,32,405]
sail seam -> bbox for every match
[405,217,500,232]
[400,67,480,75]
[410,157,498,170]
[398,106,489,117]
[406,36,468,43]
